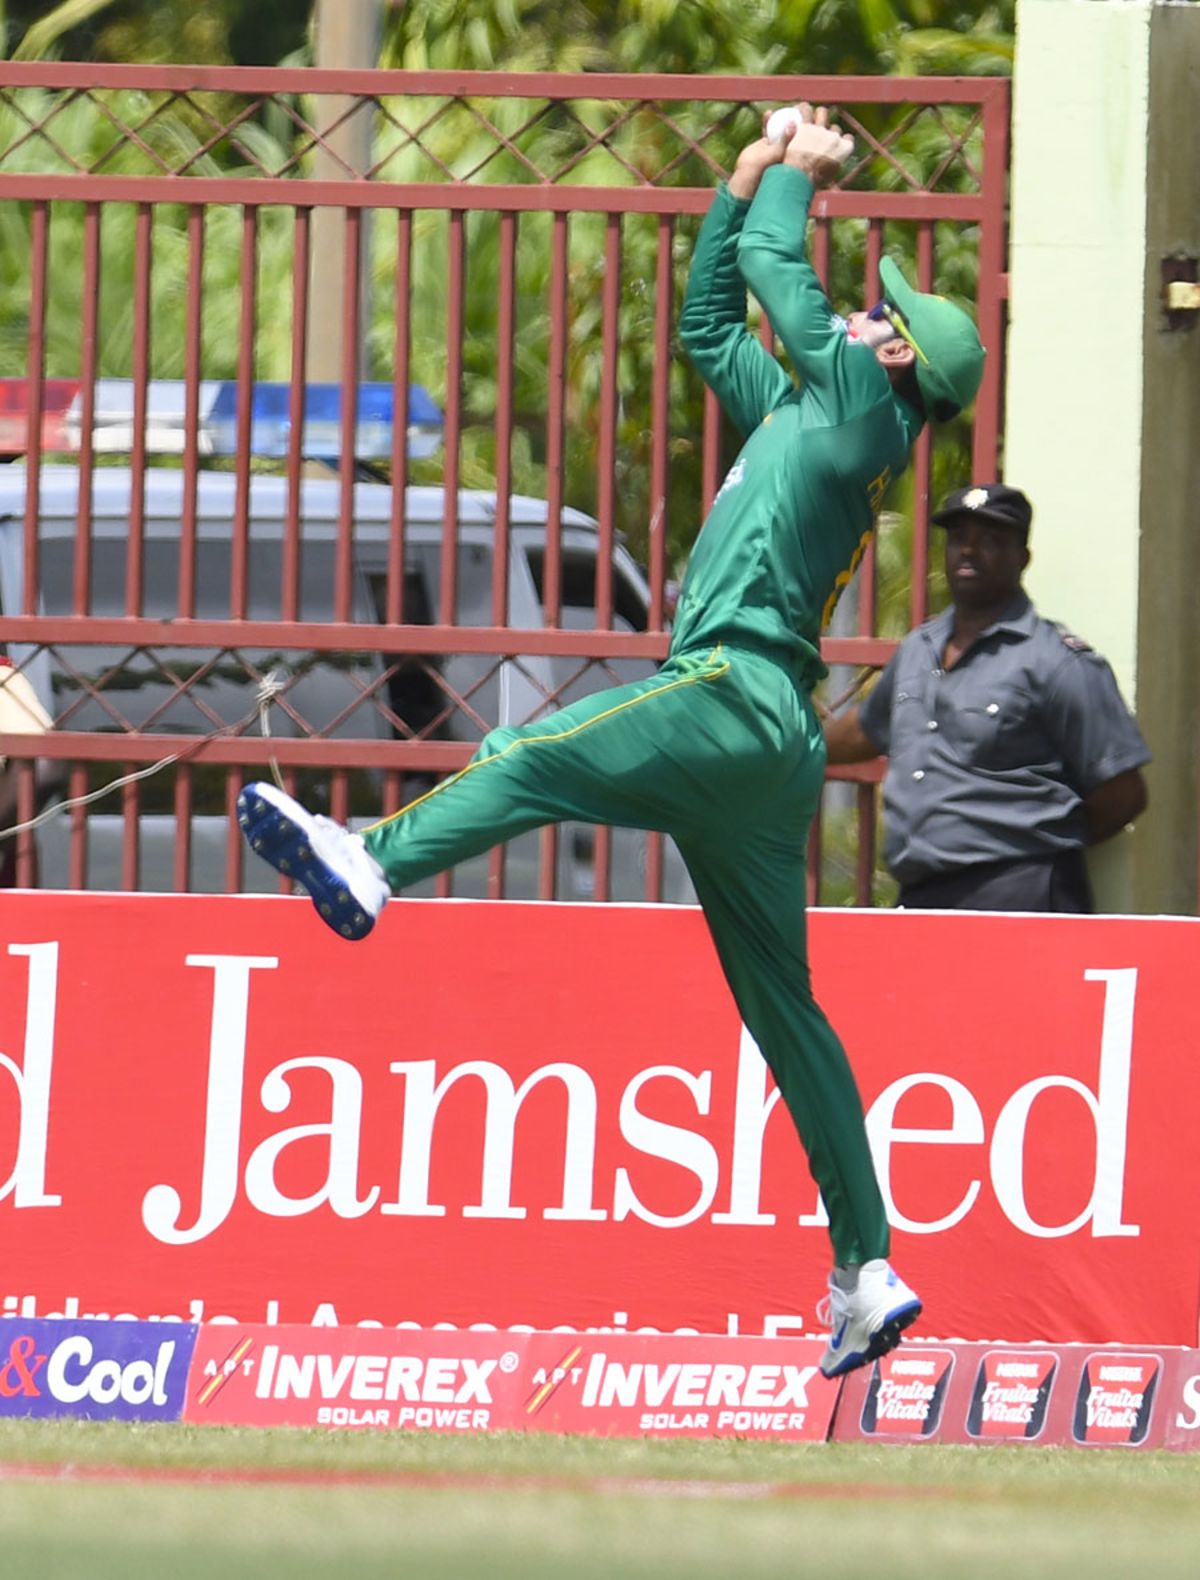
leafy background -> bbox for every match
[0,1,1020,899]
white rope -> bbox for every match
[0,667,290,844]
[256,667,287,791]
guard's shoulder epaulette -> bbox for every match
[1051,620,1094,654]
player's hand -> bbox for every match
[781,103,854,189]
[727,116,788,200]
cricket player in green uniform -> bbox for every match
[238,105,985,1378]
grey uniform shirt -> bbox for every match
[858,592,1151,887]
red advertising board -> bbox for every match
[183,1324,838,1440]
[1,894,1198,1347]
[1163,1351,1200,1451]
[832,1342,1189,1451]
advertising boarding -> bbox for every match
[1,894,1197,1348]
[0,1316,194,1421]
[183,1325,838,1440]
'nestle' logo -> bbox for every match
[967,1353,1057,1442]
[861,1351,953,1437]
[1073,1354,1161,1446]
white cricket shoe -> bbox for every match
[817,1259,922,1379]
[237,781,390,941]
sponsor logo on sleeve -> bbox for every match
[1072,1354,1161,1446]
[966,1352,1057,1441]
[860,1350,954,1437]
[0,1317,194,1421]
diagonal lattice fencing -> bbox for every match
[0,65,1009,902]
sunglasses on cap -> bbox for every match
[866,299,929,366]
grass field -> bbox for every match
[0,1419,1197,1580]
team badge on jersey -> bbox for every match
[714,458,746,502]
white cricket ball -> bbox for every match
[765,106,802,145]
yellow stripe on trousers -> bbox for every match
[360,647,730,836]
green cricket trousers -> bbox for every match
[362,641,889,1266]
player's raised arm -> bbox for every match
[735,105,865,399]
[677,127,793,435]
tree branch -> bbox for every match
[12,0,123,63]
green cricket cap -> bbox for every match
[880,257,986,421]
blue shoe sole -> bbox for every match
[822,1298,923,1380]
[237,786,377,942]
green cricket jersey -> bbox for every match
[670,164,922,684]
[353,164,902,1269]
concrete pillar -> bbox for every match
[308,0,383,385]
[1007,0,1200,913]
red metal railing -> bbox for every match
[0,65,1009,902]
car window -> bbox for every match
[365,535,557,740]
[30,508,384,750]
[523,545,648,634]
[516,544,654,713]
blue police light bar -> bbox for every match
[206,381,444,462]
[77,380,225,454]
[0,378,443,461]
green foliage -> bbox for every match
[1,0,311,66]
[380,0,1017,79]
[0,88,296,379]
[0,3,1016,903]
[383,0,779,76]
[0,0,1012,525]
[896,24,1015,76]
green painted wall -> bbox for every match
[1007,0,1200,912]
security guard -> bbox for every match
[237,106,987,1378]
[825,482,1150,910]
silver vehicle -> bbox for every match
[0,463,692,901]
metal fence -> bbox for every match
[0,64,1009,903]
